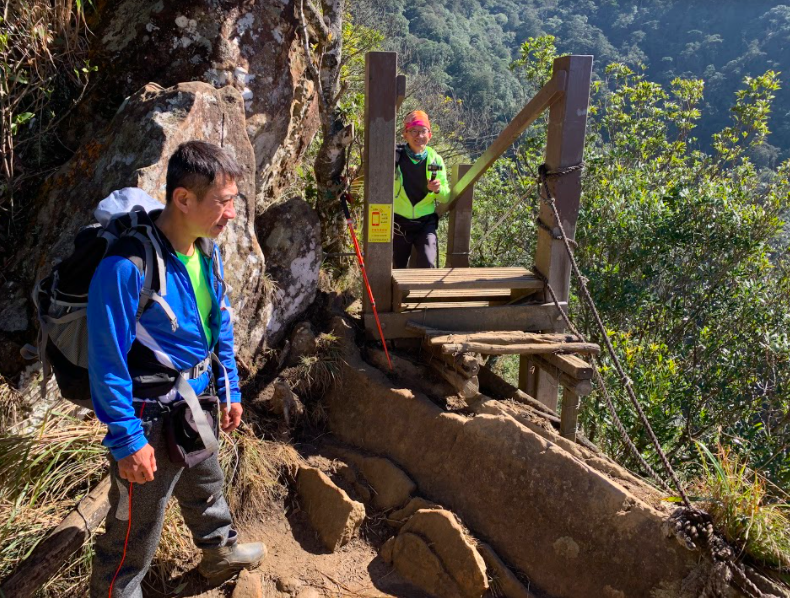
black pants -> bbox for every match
[393,217,438,268]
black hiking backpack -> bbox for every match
[28,194,173,410]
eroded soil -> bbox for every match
[145,499,428,598]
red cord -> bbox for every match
[346,217,393,370]
[108,402,145,597]
[107,483,133,597]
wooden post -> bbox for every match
[1,477,111,597]
[521,55,593,409]
[526,361,560,410]
[445,163,474,267]
[362,52,398,316]
[518,356,537,397]
[560,390,581,440]
[396,75,406,110]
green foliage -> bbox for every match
[713,71,781,164]
[10,112,34,136]
[361,0,790,162]
[510,35,558,88]
[466,35,790,494]
[694,442,790,569]
[575,67,790,489]
[340,14,385,134]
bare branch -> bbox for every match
[298,0,327,115]
[331,79,349,107]
[302,0,330,44]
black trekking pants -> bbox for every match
[393,217,438,269]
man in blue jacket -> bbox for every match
[88,141,264,597]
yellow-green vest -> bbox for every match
[394,146,451,219]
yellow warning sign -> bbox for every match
[367,203,392,243]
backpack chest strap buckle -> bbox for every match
[187,355,211,379]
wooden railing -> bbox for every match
[446,69,567,209]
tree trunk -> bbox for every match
[314,108,352,258]
[298,0,352,261]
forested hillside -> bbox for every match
[366,0,790,162]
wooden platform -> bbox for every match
[365,302,564,338]
[393,267,543,311]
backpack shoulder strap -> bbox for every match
[110,229,178,330]
[129,229,178,331]
[395,144,405,169]
[210,244,224,294]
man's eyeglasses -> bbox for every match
[218,192,246,205]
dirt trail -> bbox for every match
[149,501,428,598]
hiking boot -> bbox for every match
[198,541,266,583]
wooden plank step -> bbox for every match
[393,267,533,280]
[438,341,600,356]
[365,302,565,339]
[398,289,534,310]
[402,288,513,300]
[403,301,492,310]
[392,267,544,292]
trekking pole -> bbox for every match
[340,191,393,371]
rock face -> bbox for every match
[257,198,321,344]
[381,508,488,598]
[1,0,322,379]
[389,497,441,528]
[401,509,488,598]
[80,0,318,209]
[326,317,712,598]
[387,532,462,598]
[333,447,416,511]
[296,465,365,552]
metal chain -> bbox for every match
[537,163,691,507]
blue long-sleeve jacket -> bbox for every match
[87,232,241,461]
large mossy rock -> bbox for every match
[22,82,268,365]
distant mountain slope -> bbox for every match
[364,0,790,161]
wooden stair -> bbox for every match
[392,267,543,311]
[415,324,599,441]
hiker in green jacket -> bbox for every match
[393,110,450,268]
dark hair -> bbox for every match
[165,141,243,203]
